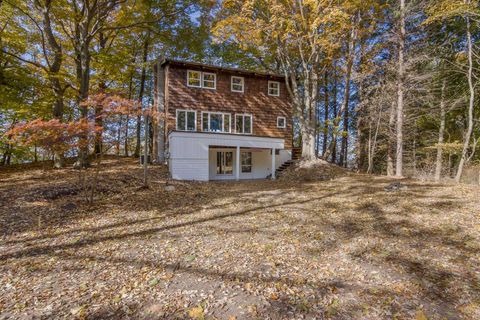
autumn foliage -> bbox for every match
[7,94,147,160]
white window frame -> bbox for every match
[176,109,197,131]
[201,111,231,133]
[235,113,253,134]
[231,76,244,93]
[202,72,216,90]
[277,116,286,129]
[187,70,202,88]
[268,81,280,96]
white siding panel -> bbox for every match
[171,159,209,181]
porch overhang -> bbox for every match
[169,131,284,150]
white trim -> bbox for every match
[277,116,286,129]
[176,109,197,131]
[202,72,217,90]
[231,76,244,93]
[187,70,201,88]
[235,113,253,134]
[201,111,231,133]
[268,80,280,96]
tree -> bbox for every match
[214,0,354,159]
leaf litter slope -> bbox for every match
[0,158,479,319]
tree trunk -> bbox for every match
[339,91,350,168]
[455,9,475,183]
[124,115,129,157]
[331,72,338,163]
[387,101,396,176]
[94,32,108,155]
[434,80,446,182]
[322,71,329,156]
[43,0,66,168]
[395,0,406,177]
[367,110,382,174]
[134,33,150,158]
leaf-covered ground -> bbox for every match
[1,158,479,319]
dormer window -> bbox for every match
[187,70,216,89]
[231,76,244,93]
[268,81,280,96]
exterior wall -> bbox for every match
[164,63,293,149]
[168,132,288,181]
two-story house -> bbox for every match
[153,58,293,181]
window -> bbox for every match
[216,151,233,174]
[202,72,216,89]
[235,114,252,134]
[187,70,216,89]
[176,110,196,131]
[202,112,231,133]
[231,76,244,92]
[268,81,280,96]
[187,70,201,88]
[241,152,252,173]
[277,116,286,129]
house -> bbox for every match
[153,58,294,181]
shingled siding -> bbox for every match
[164,64,293,149]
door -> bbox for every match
[216,151,233,174]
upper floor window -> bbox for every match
[202,112,231,133]
[187,70,201,88]
[176,110,196,131]
[202,72,216,89]
[187,70,216,89]
[268,81,280,96]
[231,76,244,93]
[235,114,252,134]
[277,116,286,129]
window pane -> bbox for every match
[268,82,279,96]
[224,152,233,174]
[210,113,223,132]
[177,111,186,130]
[277,117,285,128]
[188,71,201,87]
[241,152,252,173]
[187,111,195,131]
[235,115,243,133]
[202,113,208,131]
[232,77,244,92]
[203,73,215,88]
[224,114,230,132]
[244,116,252,134]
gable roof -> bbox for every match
[157,58,285,80]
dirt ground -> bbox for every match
[1,158,479,319]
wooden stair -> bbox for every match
[292,147,302,160]
[266,148,302,179]
[275,160,294,176]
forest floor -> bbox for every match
[1,157,479,320]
